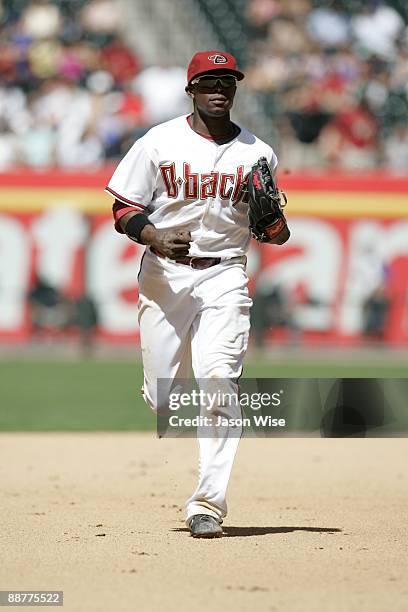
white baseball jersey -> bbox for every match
[106,114,277,258]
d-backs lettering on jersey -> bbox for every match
[160,163,248,204]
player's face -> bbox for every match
[189,74,237,117]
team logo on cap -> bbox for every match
[208,54,227,64]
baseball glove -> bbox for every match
[247,157,289,243]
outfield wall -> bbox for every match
[0,169,407,345]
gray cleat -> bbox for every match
[188,514,223,538]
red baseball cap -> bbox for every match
[187,50,244,84]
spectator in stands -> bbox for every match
[132,64,190,126]
[74,293,99,352]
[383,123,408,172]
[28,276,70,337]
[246,0,280,39]
[100,35,141,84]
[80,0,123,38]
[19,115,56,167]
[0,86,28,168]
[20,0,62,40]
[362,286,391,340]
[319,96,379,169]
[350,1,404,60]
[251,284,290,347]
[307,4,350,47]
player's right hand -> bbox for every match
[142,227,192,259]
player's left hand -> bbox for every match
[142,226,192,259]
[247,157,290,245]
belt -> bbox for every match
[151,247,221,269]
[173,256,221,269]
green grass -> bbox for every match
[242,361,408,379]
[1,359,407,431]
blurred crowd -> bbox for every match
[0,0,407,171]
[0,0,188,170]
[245,0,408,171]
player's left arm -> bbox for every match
[266,151,290,245]
[114,203,191,258]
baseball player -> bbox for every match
[106,50,289,538]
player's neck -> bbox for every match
[190,111,235,141]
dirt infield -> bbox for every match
[1,434,407,612]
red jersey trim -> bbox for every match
[105,186,146,209]
[112,200,147,234]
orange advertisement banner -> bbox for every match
[0,169,407,216]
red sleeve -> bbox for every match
[112,200,145,233]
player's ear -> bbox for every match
[185,85,194,99]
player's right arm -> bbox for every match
[117,207,191,259]
[107,137,191,259]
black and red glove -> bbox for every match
[247,157,289,243]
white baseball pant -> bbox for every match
[138,249,252,522]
